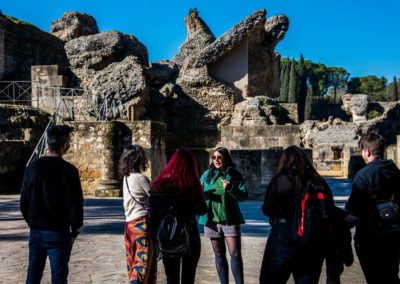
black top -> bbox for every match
[20,156,84,237]
[262,173,296,220]
[262,172,334,221]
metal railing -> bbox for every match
[0,81,34,104]
[25,99,71,167]
[0,81,115,121]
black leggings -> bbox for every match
[162,240,201,284]
[211,236,244,284]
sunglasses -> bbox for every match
[212,155,223,161]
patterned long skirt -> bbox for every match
[124,216,156,284]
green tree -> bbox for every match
[348,76,387,101]
[304,84,313,120]
[297,54,307,122]
[279,60,289,102]
[282,60,290,102]
[327,67,349,104]
[288,59,298,103]
[392,76,399,101]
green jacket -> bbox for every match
[199,167,248,226]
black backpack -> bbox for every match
[368,170,400,235]
[155,204,190,260]
[292,180,331,245]
[371,194,400,235]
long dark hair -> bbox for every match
[277,145,325,193]
[151,148,202,194]
[118,144,148,177]
[206,147,235,182]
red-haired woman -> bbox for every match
[150,148,207,284]
[119,144,156,284]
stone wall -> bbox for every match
[65,120,166,196]
[231,148,312,200]
[0,104,49,193]
[125,121,167,181]
[31,65,66,112]
[221,125,301,149]
[0,15,68,80]
[341,146,361,178]
[386,143,398,169]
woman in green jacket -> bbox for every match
[199,147,248,284]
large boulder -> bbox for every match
[65,30,148,70]
[50,12,99,42]
[89,56,149,119]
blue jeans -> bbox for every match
[259,223,324,284]
[26,229,72,284]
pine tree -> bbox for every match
[297,54,307,122]
[281,58,290,102]
[392,76,399,101]
[279,61,287,101]
[304,84,313,120]
[288,59,297,103]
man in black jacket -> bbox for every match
[20,125,83,284]
[346,132,400,284]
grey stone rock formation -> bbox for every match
[341,93,368,123]
[156,9,288,148]
[89,56,149,119]
[50,12,99,42]
[194,10,266,68]
[264,15,289,49]
[64,30,148,88]
[172,11,215,68]
[65,30,148,70]
[230,96,294,126]
[359,101,400,145]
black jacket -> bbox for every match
[346,159,400,240]
[20,156,84,237]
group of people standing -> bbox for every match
[120,146,248,284]
[20,125,400,284]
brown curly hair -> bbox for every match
[118,144,148,177]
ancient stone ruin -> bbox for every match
[1,9,400,198]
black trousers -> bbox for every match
[355,233,400,284]
[162,233,201,284]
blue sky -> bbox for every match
[1,0,399,81]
